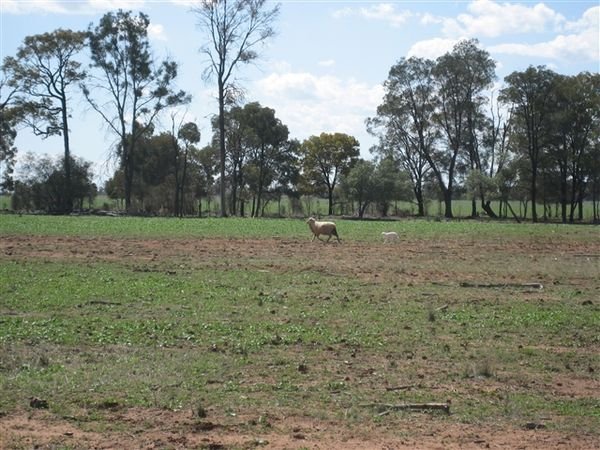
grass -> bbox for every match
[1,213,597,241]
[0,215,599,444]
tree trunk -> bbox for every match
[218,81,227,217]
[173,144,180,217]
[61,99,72,214]
[230,168,238,216]
[560,179,568,223]
[124,147,134,213]
[481,200,497,218]
[179,150,188,217]
[443,188,453,218]
[530,164,538,222]
[415,187,425,217]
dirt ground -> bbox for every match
[3,406,599,450]
[1,233,599,449]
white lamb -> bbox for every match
[381,231,400,243]
[306,217,341,243]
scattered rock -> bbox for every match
[194,421,217,431]
[523,422,546,430]
[29,397,48,409]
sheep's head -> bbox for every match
[306,217,316,224]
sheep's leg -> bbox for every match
[332,229,341,243]
[311,234,317,242]
[326,234,332,242]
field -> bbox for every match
[0,215,599,449]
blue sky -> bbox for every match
[2,0,599,184]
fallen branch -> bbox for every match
[361,402,450,414]
[385,385,414,392]
[459,282,543,290]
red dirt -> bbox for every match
[2,407,598,449]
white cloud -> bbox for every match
[148,23,167,41]
[318,59,335,67]
[87,0,147,11]
[489,27,600,62]
[2,0,68,14]
[563,6,599,32]
[2,0,148,15]
[169,0,203,7]
[420,13,443,26]
[333,3,412,28]
[254,71,383,147]
[485,5,599,63]
[442,0,565,38]
[406,38,463,60]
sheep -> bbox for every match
[381,231,399,243]
[306,217,341,243]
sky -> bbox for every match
[1,0,599,185]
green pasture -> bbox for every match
[1,213,597,241]
[0,215,598,440]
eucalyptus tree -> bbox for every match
[3,29,87,212]
[84,10,189,213]
[301,132,360,216]
[12,152,95,212]
[431,39,496,218]
[500,66,558,222]
[547,72,600,222]
[170,118,201,217]
[341,159,377,218]
[196,144,219,215]
[374,156,412,216]
[367,56,436,216]
[193,0,280,217]
[0,74,20,191]
[271,138,301,216]
[220,107,247,215]
[238,102,289,217]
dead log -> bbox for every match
[361,402,450,414]
[459,282,543,290]
[385,385,414,392]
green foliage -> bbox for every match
[301,132,360,215]
[10,153,97,212]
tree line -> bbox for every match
[1,3,599,222]
[368,40,600,223]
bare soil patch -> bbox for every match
[2,406,598,449]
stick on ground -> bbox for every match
[361,402,450,414]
